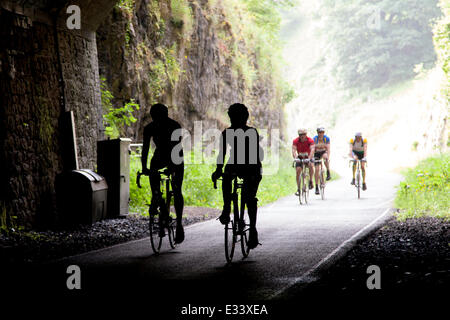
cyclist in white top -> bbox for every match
[349,132,367,190]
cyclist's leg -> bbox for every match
[171,164,184,222]
[351,152,357,184]
[219,165,233,224]
[361,159,367,189]
[307,161,314,189]
[149,155,164,213]
[323,152,331,180]
[361,161,366,181]
[313,154,320,186]
[295,163,302,194]
[242,173,262,249]
[168,163,185,243]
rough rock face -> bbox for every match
[96,0,284,141]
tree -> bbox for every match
[318,0,442,90]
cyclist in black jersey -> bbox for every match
[141,103,185,244]
[212,103,263,249]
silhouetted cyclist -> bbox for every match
[141,103,185,244]
[211,103,263,249]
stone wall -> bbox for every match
[0,9,63,228]
[57,29,103,169]
[0,0,115,228]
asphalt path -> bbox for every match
[6,174,400,312]
[14,170,400,305]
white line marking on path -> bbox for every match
[270,207,393,299]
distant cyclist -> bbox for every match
[211,103,263,249]
[349,132,367,190]
[292,128,315,195]
[141,103,185,244]
[313,127,331,195]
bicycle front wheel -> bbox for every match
[240,225,250,258]
[298,174,303,205]
[225,220,236,263]
[167,218,177,249]
[149,215,162,254]
[303,174,309,204]
[320,170,325,200]
[357,173,361,199]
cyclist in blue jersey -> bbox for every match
[313,127,331,195]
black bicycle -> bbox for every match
[293,158,311,205]
[137,168,177,254]
[214,175,251,263]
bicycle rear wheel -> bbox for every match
[165,188,177,249]
[149,215,162,254]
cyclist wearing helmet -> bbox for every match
[349,132,367,190]
[292,128,315,195]
[142,103,185,243]
[212,103,263,249]
[313,127,331,195]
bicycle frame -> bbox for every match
[349,159,366,199]
[293,158,311,204]
[136,168,177,254]
[214,175,251,263]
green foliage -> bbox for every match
[164,44,182,87]
[395,153,450,219]
[281,80,297,105]
[170,0,193,36]
[0,202,23,234]
[433,0,450,100]
[217,0,298,109]
[116,0,135,48]
[116,0,134,15]
[318,0,442,90]
[100,77,140,139]
[148,45,183,103]
[129,148,339,214]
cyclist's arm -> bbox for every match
[216,130,227,171]
[348,142,354,158]
[363,141,368,158]
[292,144,297,159]
[257,129,264,163]
[309,144,315,159]
[326,138,331,157]
[141,126,152,172]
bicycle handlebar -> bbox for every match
[213,177,222,189]
[136,171,144,188]
[293,158,311,167]
[349,159,368,167]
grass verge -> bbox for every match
[395,152,449,220]
[129,150,340,214]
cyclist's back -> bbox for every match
[141,103,185,243]
[212,103,263,249]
